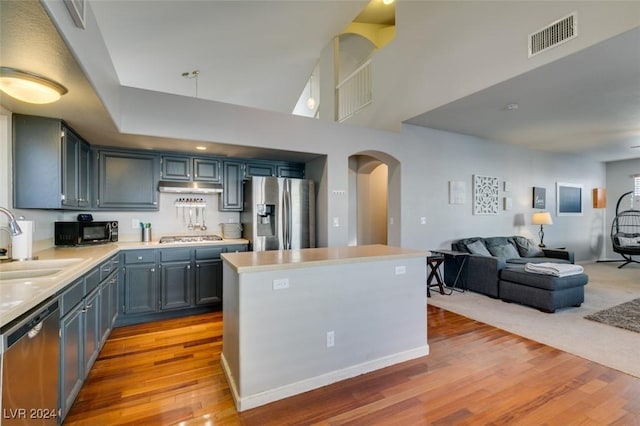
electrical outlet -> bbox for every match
[420,217,427,225]
[272,278,289,290]
[326,331,335,348]
[131,218,140,229]
[395,265,406,275]
[332,217,340,227]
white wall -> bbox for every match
[604,158,640,260]
[349,1,640,131]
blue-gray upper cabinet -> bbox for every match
[193,158,221,182]
[12,114,91,209]
[161,155,221,182]
[276,163,305,179]
[243,160,305,180]
[95,150,160,210]
[161,155,191,181]
[219,161,244,211]
[244,161,275,179]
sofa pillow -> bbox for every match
[514,236,544,257]
[465,240,492,256]
[487,243,520,260]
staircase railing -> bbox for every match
[336,59,372,122]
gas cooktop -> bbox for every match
[158,235,223,244]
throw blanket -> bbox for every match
[524,262,584,277]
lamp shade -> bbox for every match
[532,211,553,225]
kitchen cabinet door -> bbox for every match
[194,259,222,305]
[109,272,119,328]
[60,303,84,420]
[123,264,157,314]
[99,278,111,345]
[244,161,275,179]
[193,158,221,182]
[83,288,101,377]
[13,114,91,209]
[62,128,80,207]
[159,261,193,310]
[78,140,91,207]
[219,161,244,211]
[96,150,160,210]
[277,163,305,179]
[162,155,191,180]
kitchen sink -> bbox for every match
[0,269,64,280]
[0,258,84,281]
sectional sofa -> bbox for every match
[443,236,575,298]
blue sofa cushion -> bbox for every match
[487,243,520,260]
[514,236,544,257]
[466,240,492,256]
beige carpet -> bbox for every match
[427,261,640,378]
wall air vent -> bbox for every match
[528,12,577,58]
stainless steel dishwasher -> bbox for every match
[1,299,60,425]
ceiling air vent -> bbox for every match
[528,12,577,58]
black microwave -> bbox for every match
[55,221,118,246]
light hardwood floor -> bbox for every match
[63,306,640,425]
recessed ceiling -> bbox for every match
[405,27,640,163]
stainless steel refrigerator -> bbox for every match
[241,176,315,251]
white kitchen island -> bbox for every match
[220,244,429,411]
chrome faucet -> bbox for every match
[0,207,22,236]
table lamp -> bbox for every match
[532,212,553,247]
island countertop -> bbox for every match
[220,243,429,411]
[221,244,428,273]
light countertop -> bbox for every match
[222,244,429,273]
[0,238,248,328]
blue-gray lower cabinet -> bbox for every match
[60,298,84,420]
[123,263,157,314]
[195,259,222,305]
[59,256,119,422]
[160,260,193,310]
[118,245,247,325]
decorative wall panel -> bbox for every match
[473,175,499,215]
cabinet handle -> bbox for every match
[137,256,143,260]
[187,265,191,270]
[150,268,155,272]
[196,264,200,268]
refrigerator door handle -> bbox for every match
[284,189,291,249]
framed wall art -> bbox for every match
[532,187,546,209]
[473,175,499,215]
[449,180,466,204]
[557,182,583,216]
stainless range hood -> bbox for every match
[158,180,223,194]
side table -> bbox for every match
[430,249,469,294]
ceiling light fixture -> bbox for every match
[0,67,68,104]
[382,0,395,5]
[195,146,207,151]
[182,70,200,97]
[306,76,316,110]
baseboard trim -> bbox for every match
[221,345,430,412]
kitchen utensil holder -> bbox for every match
[142,227,152,242]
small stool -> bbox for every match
[427,255,445,297]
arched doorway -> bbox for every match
[348,151,399,247]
